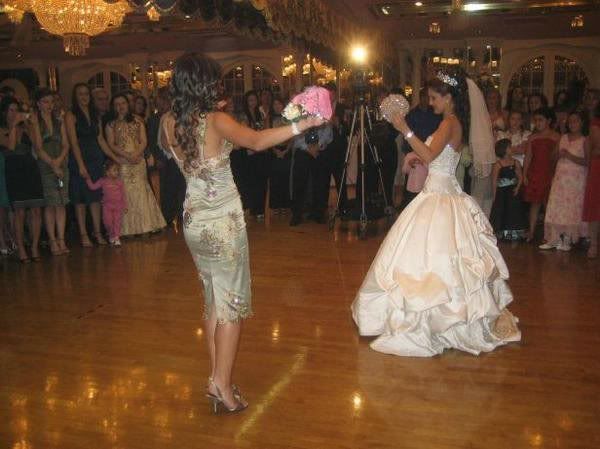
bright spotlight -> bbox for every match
[463,3,486,11]
[350,45,368,65]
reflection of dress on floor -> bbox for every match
[352,139,521,357]
[111,119,166,236]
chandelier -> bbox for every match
[1,0,130,56]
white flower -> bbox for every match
[282,103,303,122]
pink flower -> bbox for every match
[291,86,333,120]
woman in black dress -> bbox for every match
[0,97,44,262]
[65,83,116,247]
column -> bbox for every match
[543,51,555,105]
[411,48,423,106]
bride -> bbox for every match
[351,70,521,357]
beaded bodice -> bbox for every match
[427,137,461,176]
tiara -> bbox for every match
[437,71,458,87]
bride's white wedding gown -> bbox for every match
[352,139,521,357]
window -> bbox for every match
[509,56,545,96]
[252,65,277,92]
[87,71,130,96]
[554,56,588,95]
[223,66,245,113]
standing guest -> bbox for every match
[583,88,599,123]
[0,97,44,262]
[146,92,164,207]
[161,53,323,413]
[269,96,292,213]
[52,92,66,121]
[156,88,186,228]
[554,107,569,135]
[486,88,507,137]
[539,111,588,251]
[290,123,333,226]
[404,87,442,201]
[66,83,114,247]
[523,107,561,242]
[554,90,570,109]
[525,93,548,131]
[85,160,126,247]
[372,89,399,207]
[246,89,273,220]
[505,87,527,114]
[400,152,427,208]
[0,129,9,255]
[490,138,527,241]
[317,83,348,215]
[233,91,261,211]
[91,88,110,119]
[497,110,530,166]
[104,94,165,236]
[582,103,600,258]
[134,95,148,121]
[35,88,70,256]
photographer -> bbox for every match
[0,97,45,262]
[290,123,333,226]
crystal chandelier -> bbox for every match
[35,0,130,56]
[24,0,130,56]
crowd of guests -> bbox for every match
[0,84,167,263]
[1,78,599,263]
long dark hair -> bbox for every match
[0,96,19,128]
[34,87,57,133]
[107,93,135,125]
[242,90,261,128]
[427,69,470,143]
[71,82,97,124]
[170,52,222,171]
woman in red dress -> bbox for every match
[583,106,600,258]
[523,107,560,242]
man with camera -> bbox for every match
[289,121,333,226]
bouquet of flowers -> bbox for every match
[282,86,333,122]
[379,94,410,123]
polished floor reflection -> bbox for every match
[1,217,599,449]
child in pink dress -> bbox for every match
[86,160,127,247]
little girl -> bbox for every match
[86,160,126,247]
[497,110,530,166]
[490,139,527,240]
[523,107,561,242]
[539,111,588,251]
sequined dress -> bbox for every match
[352,139,521,357]
[173,117,251,323]
[111,119,166,236]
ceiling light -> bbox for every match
[415,1,423,6]
[463,3,486,12]
[381,5,391,15]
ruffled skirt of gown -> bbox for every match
[351,171,521,357]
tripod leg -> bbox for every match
[358,107,368,240]
[329,107,358,231]
[365,133,395,219]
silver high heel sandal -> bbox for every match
[207,379,247,415]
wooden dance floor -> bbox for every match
[1,218,599,449]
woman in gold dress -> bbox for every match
[105,94,166,236]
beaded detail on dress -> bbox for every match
[173,114,252,324]
[428,143,461,176]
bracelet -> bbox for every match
[291,122,301,136]
[405,130,414,139]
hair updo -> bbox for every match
[427,68,470,143]
[170,52,222,171]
